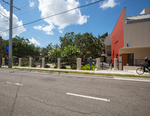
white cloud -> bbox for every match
[29,0,35,7]
[0,4,26,37]
[29,37,41,46]
[59,30,63,33]
[92,0,96,3]
[86,1,89,4]
[36,0,89,34]
[34,25,42,30]
[100,0,118,9]
[34,24,55,35]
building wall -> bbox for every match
[124,21,150,47]
[106,45,111,52]
[140,8,150,14]
[105,45,111,62]
[119,47,150,69]
[111,8,125,62]
[105,34,111,45]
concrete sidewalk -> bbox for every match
[2,66,150,77]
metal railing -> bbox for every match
[107,51,111,56]
[123,59,143,66]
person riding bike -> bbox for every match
[141,57,150,72]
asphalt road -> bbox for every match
[0,69,150,116]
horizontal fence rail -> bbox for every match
[123,59,143,66]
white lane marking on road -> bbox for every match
[114,77,150,82]
[7,82,12,84]
[15,83,23,86]
[66,93,110,102]
[6,82,23,86]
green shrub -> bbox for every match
[38,58,42,63]
[21,58,29,66]
[14,63,18,66]
[45,65,50,68]
[60,65,66,69]
[32,63,36,67]
[91,65,97,70]
[32,59,37,67]
[81,64,97,70]
[81,65,90,70]
[71,64,77,69]
[82,62,88,66]
[65,62,70,65]
[61,62,66,66]
[60,62,67,69]
[54,65,57,68]
[61,62,70,65]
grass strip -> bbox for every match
[1,67,150,78]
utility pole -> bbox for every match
[2,0,20,68]
[9,0,13,68]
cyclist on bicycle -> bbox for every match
[141,57,150,72]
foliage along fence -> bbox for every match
[13,58,19,66]
[1,57,112,70]
[5,58,8,66]
[21,58,29,67]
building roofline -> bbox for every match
[126,13,150,23]
[127,13,150,18]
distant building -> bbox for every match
[104,7,150,70]
[103,34,111,63]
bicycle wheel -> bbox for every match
[136,68,144,75]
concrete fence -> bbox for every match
[1,57,119,70]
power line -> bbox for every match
[0,0,103,33]
[2,0,20,10]
[0,12,9,20]
[14,0,66,13]
[15,1,68,16]
[0,0,7,6]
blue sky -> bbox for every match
[0,0,150,48]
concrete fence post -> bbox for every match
[57,58,60,69]
[2,58,5,66]
[96,58,100,70]
[42,58,45,68]
[19,58,22,67]
[77,58,81,70]
[29,58,32,67]
[113,58,118,70]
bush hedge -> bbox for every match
[81,64,97,70]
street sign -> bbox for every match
[5,45,9,53]
[89,58,92,70]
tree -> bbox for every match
[12,36,29,58]
[41,43,53,57]
[59,32,75,49]
[59,32,105,60]
[12,36,40,58]
[48,48,62,66]
[1,36,40,58]
[1,39,9,58]
[62,44,80,67]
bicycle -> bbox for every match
[136,66,150,75]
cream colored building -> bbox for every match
[104,34,111,63]
[119,7,150,70]
[103,8,150,70]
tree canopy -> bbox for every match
[41,43,53,57]
[1,32,105,60]
[63,44,80,59]
[1,36,40,58]
[59,32,105,59]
